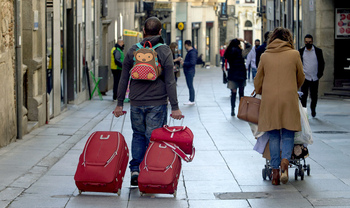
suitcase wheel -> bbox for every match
[78,190,82,195]
[140,192,145,196]
[173,190,177,197]
[117,189,121,196]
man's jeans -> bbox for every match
[267,129,295,169]
[251,67,257,79]
[129,105,167,172]
[184,71,195,102]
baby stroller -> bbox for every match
[261,91,311,181]
[262,143,311,181]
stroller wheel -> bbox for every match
[262,168,267,180]
[306,165,310,176]
[295,168,299,180]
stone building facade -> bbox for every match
[0,0,16,147]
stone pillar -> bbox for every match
[184,2,192,58]
[198,8,206,61]
[212,11,219,65]
[0,0,17,147]
[316,0,334,96]
[171,3,177,42]
[22,0,47,127]
[302,0,334,96]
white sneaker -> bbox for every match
[184,101,195,105]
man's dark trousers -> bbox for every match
[112,69,122,100]
[301,79,319,115]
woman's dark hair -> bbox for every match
[144,17,162,36]
[224,38,240,58]
[268,27,294,49]
[264,31,270,42]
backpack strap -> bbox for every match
[136,42,143,49]
[153,43,164,50]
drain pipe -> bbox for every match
[15,0,23,139]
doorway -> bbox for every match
[244,30,253,45]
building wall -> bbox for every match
[0,0,16,147]
[22,0,47,129]
[226,1,261,46]
[302,0,335,96]
[179,3,218,65]
[236,1,261,44]
[315,0,335,96]
[103,0,136,91]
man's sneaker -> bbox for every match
[184,101,195,105]
[130,171,139,186]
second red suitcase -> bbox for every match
[151,116,194,155]
[74,113,129,195]
[138,141,181,197]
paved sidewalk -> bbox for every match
[1,66,350,208]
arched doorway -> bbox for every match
[244,20,253,44]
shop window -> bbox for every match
[245,0,255,3]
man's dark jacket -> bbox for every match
[255,42,267,68]
[183,48,198,73]
[299,45,325,79]
[116,35,179,111]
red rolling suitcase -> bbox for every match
[151,115,195,161]
[74,112,129,195]
[138,141,182,197]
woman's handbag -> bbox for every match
[237,92,261,124]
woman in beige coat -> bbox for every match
[254,27,305,185]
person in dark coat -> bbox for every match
[299,34,325,117]
[224,38,247,116]
[181,40,198,105]
[256,31,270,68]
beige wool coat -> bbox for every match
[254,39,305,132]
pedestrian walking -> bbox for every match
[181,40,198,105]
[256,31,270,68]
[299,34,325,117]
[169,42,182,82]
[220,45,228,84]
[113,17,182,186]
[245,39,260,80]
[224,38,247,116]
[220,45,226,70]
[111,39,124,100]
[254,27,305,185]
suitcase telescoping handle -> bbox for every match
[110,111,127,133]
[169,114,185,126]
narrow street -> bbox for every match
[1,66,350,208]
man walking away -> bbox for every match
[111,39,124,100]
[113,17,182,186]
[256,31,270,68]
[245,39,260,80]
[181,40,198,105]
[299,34,325,117]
